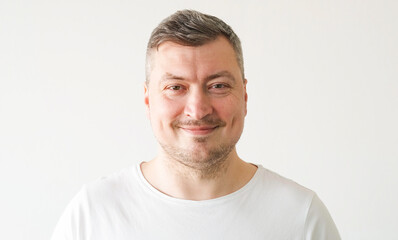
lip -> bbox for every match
[179,126,218,135]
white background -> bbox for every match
[1,0,397,239]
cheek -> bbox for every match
[214,97,246,122]
[149,96,183,124]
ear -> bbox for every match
[244,79,248,116]
[144,82,150,118]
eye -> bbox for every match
[208,83,230,94]
[211,83,226,89]
[164,84,187,96]
[168,85,182,91]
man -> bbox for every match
[52,10,340,239]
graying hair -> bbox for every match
[145,9,244,82]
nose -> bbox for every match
[184,88,213,120]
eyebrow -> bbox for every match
[161,71,236,83]
[161,72,185,82]
[204,71,236,83]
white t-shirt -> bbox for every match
[51,163,340,240]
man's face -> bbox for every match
[145,36,247,170]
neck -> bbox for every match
[140,148,257,200]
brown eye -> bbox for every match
[209,83,230,90]
[164,85,186,96]
[208,83,231,95]
[212,84,225,89]
[169,85,181,90]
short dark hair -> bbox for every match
[146,9,244,82]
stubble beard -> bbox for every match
[159,136,236,179]
[157,116,240,179]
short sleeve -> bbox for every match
[304,194,341,240]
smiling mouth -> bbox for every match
[179,126,219,135]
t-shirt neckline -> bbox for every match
[135,162,263,205]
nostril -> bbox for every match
[184,102,213,120]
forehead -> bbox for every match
[148,37,242,82]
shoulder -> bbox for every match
[76,164,147,210]
[85,165,138,196]
[255,165,315,203]
[254,166,340,239]
[250,166,340,239]
[62,164,141,213]
[247,165,316,226]
[51,165,142,240]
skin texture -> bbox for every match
[142,36,257,200]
